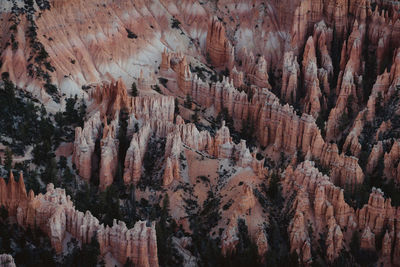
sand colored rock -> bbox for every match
[281,51,299,104]
[238,184,256,213]
[326,217,344,262]
[289,0,369,52]
[283,161,400,263]
[160,50,192,94]
[90,79,175,123]
[91,79,130,117]
[163,130,183,184]
[221,215,239,256]
[206,17,234,69]
[124,123,152,185]
[360,227,376,250]
[256,228,268,257]
[230,66,244,88]
[0,172,27,216]
[342,113,364,157]
[138,69,157,92]
[0,181,158,266]
[366,141,384,174]
[72,111,102,181]
[357,187,400,236]
[99,119,119,191]
[0,254,16,267]
[384,140,400,183]
[237,49,271,89]
[192,74,364,187]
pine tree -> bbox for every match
[184,94,192,109]
[79,98,87,127]
[174,98,180,116]
[4,148,13,172]
[131,82,138,97]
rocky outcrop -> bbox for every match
[91,79,130,117]
[129,96,175,123]
[357,187,400,234]
[72,111,102,181]
[326,20,364,141]
[163,130,182,186]
[122,112,264,186]
[99,118,119,191]
[73,88,175,189]
[0,172,27,216]
[230,66,244,88]
[137,70,156,92]
[283,161,400,264]
[0,181,158,267]
[384,140,400,183]
[221,215,239,256]
[90,80,175,123]
[360,227,376,250]
[160,50,192,94]
[314,21,333,78]
[0,254,16,267]
[366,141,384,174]
[238,184,256,213]
[192,73,363,187]
[342,113,364,157]
[236,48,271,90]
[289,0,369,51]
[256,228,268,257]
[123,123,152,185]
[206,17,234,69]
[281,51,299,104]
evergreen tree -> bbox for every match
[4,148,13,172]
[184,94,192,109]
[131,82,138,97]
[174,98,180,116]
[78,98,87,127]
[41,158,58,185]
[79,233,100,266]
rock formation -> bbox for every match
[0,254,16,267]
[0,180,158,267]
[283,161,400,264]
[221,215,239,256]
[124,123,152,185]
[384,140,400,183]
[0,172,27,216]
[160,50,192,94]
[238,184,256,213]
[281,51,299,104]
[72,111,102,181]
[192,75,364,187]
[206,17,234,69]
[91,79,130,117]
[99,118,119,191]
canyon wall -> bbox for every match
[283,161,400,265]
[191,74,364,188]
[0,254,16,267]
[75,80,264,189]
[0,175,158,267]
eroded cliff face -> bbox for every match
[283,161,400,265]
[2,0,400,265]
[0,254,16,267]
[0,177,158,267]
